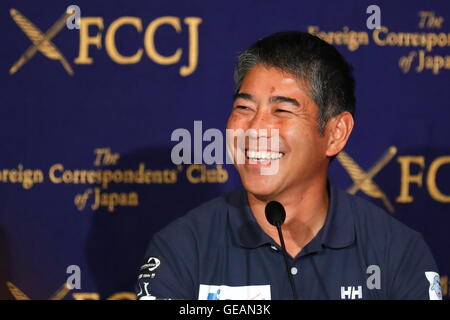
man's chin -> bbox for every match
[241,178,281,200]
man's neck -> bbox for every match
[247,179,329,258]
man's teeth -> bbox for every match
[246,150,284,160]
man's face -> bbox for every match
[227,65,330,199]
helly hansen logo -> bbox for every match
[341,286,363,300]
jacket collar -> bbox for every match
[227,183,355,252]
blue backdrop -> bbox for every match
[0,0,449,299]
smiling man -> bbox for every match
[136,32,441,300]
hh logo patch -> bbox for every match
[198,284,271,300]
[341,286,363,299]
[425,272,442,300]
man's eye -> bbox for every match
[235,105,250,110]
[275,109,291,113]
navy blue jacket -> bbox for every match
[136,185,441,300]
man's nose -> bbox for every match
[248,108,274,132]
[247,108,278,147]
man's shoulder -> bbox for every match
[336,187,422,244]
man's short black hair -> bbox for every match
[234,31,356,134]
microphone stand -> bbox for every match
[275,223,299,300]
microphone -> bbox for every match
[265,201,299,300]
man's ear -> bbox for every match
[325,111,354,157]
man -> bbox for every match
[136,32,441,300]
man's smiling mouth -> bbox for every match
[245,149,285,162]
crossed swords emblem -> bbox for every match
[337,146,397,213]
[7,281,71,300]
[9,8,75,75]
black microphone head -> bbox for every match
[265,201,286,227]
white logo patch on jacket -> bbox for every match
[425,271,442,300]
[198,284,271,300]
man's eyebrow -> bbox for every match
[233,92,254,102]
[232,93,300,107]
[269,95,300,107]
